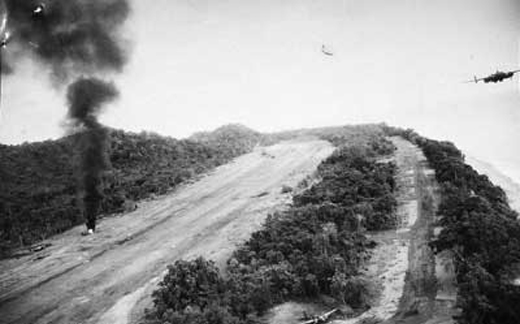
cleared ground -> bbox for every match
[385,138,457,324]
[0,140,334,324]
[340,137,423,323]
[329,137,457,324]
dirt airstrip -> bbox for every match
[0,140,334,324]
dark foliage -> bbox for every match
[146,258,246,324]
[189,124,263,157]
[225,143,396,315]
[294,145,397,231]
[387,126,520,324]
[0,125,262,255]
[266,123,395,156]
[147,131,398,323]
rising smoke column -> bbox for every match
[67,78,118,231]
[1,0,130,230]
[1,0,129,79]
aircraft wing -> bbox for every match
[301,319,317,324]
[300,309,338,324]
[324,309,338,317]
[464,77,483,83]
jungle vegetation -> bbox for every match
[0,124,262,256]
[146,129,398,324]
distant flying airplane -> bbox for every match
[33,4,45,15]
[467,69,520,83]
[321,44,333,56]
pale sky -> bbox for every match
[1,0,520,181]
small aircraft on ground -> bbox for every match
[466,69,520,83]
[300,309,338,324]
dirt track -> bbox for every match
[384,138,457,324]
[0,140,334,324]
[331,137,457,324]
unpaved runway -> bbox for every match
[0,140,334,324]
[382,138,457,324]
[333,137,456,324]
[331,137,426,324]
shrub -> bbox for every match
[0,125,263,255]
[147,127,399,322]
[281,185,293,194]
[152,258,227,315]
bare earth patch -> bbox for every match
[0,140,334,324]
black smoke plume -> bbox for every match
[67,77,118,230]
[1,0,129,80]
[1,0,130,230]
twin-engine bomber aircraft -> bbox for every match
[467,69,520,83]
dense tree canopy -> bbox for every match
[147,128,398,324]
[0,125,263,255]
